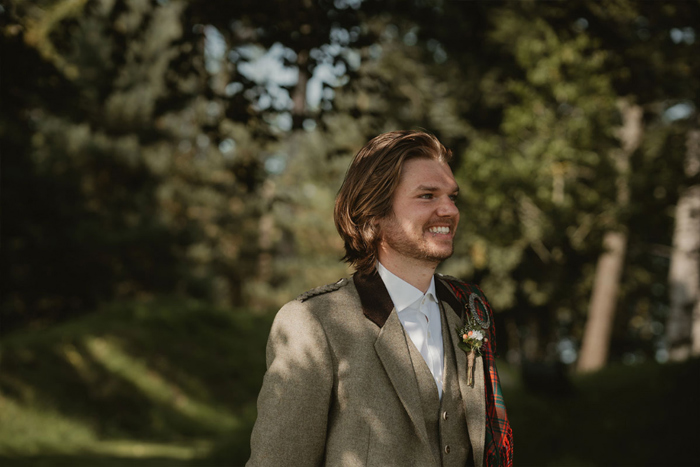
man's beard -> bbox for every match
[380,216,455,264]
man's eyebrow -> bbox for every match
[415,184,460,192]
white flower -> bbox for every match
[471,330,484,341]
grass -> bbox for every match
[1,299,698,466]
[502,358,700,466]
[0,298,273,466]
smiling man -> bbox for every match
[247,131,513,467]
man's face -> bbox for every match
[377,158,460,267]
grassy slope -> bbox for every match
[0,299,273,466]
[1,300,699,466]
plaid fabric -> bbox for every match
[444,280,514,467]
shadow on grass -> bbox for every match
[0,298,273,466]
[502,357,700,467]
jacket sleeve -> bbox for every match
[247,300,334,466]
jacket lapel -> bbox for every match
[353,271,394,327]
[437,278,487,467]
[353,272,431,447]
[375,312,431,447]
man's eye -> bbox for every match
[449,194,458,202]
[419,194,433,199]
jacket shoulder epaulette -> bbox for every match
[297,278,349,302]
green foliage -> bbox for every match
[417,0,700,362]
[251,128,356,307]
[1,0,271,329]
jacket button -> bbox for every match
[442,411,449,420]
[444,445,451,454]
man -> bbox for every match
[247,131,513,467]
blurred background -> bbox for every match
[1,0,699,465]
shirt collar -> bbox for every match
[376,262,437,313]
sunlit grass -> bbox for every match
[0,392,96,455]
[90,439,212,460]
[0,392,208,458]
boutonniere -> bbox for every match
[455,293,491,387]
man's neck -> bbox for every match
[376,255,438,293]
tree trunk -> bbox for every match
[577,231,628,372]
[667,129,700,361]
[292,49,309,129]
[577,101,643,373]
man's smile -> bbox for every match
[427,226,451,235]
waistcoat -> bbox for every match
[406,303,472,467]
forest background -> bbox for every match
[1,0,699,466]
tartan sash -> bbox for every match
[441,278,514,467]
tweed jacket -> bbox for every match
[247,272,487,467]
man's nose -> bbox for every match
[437,196,459,217]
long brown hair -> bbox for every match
[334,130,453,275]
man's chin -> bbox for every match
[429,241,454,256]
[423,247,454,263]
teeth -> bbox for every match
[429,226,450,234]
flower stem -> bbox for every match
[467,349,476,387]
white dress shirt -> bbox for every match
[376,262,444,398]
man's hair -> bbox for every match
[334,130,453,275]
